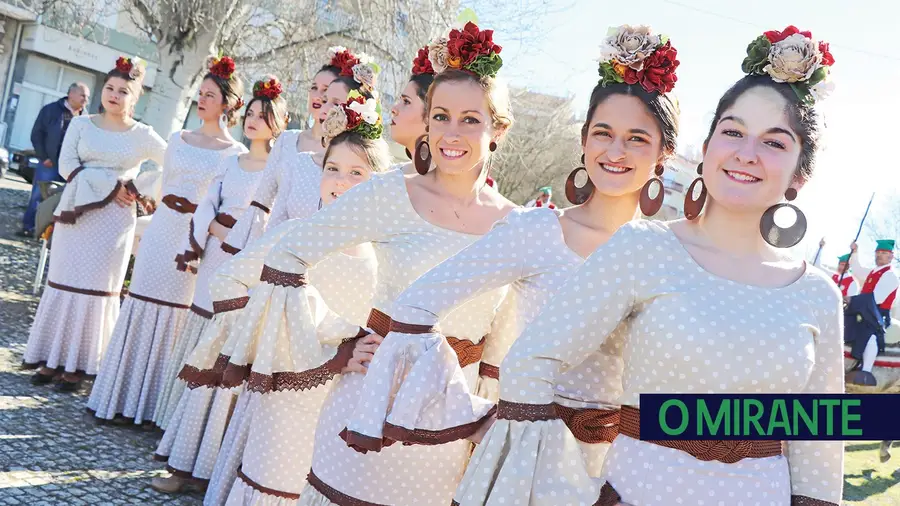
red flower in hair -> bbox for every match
[448,22,502,67]
[412,46,434,75]
[209,56,236,80]
[115,57,133,74]
[343,94,366,130]
[764,25,812,43]
[621,41,679,94]
[331,50,360,77]
[818,41,835,66]
[253,78,283,100]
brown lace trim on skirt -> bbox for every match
[379,405,498,448]
[128,291,191,310]
[260,265,306,287]
[307,469,389,506]
[791,495,839,506]
[47,280,119,297]
[497,400,558,422]
[554,404,619,444]
[619,405,782,464]
[220,361,252,389]
[190,304,213,320]
[244,337,361,394]
[249,200,270,213]
[212,296,249,314]
[236,466,300,500]
[178,354,230,390]
[54,180,122,224]
[478,362,499,380]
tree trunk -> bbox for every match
[140,35,216,138]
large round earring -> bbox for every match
[760,187,807,248]
[489,141,497,152]
[683,162,707,220]
[218,112,228,130]
[565,154,593,205]
[414,135,432,175]
[639,164,666,216]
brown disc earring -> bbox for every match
[405,147,412,159]
[489,141,497,152]
[414,134,432,175]
[639,164,666,216]
[683,162,707,220]
[759,187,807,248]
[565,154,594,205]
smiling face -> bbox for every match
[702,86,803,213]
[243,100,274,141]
[320,142,373,205]
[318,81,351,124]
[309,70,336,116]
[390,80,427,148]
[582,94,664,198]
[101,77,138,116]
[427,79,499,175]
[197,78,226,122]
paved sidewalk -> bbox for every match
[0,175,200,505]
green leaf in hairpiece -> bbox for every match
[369,62,382,74]
[806,66,827,87]
[465,53,503,78]
[598,62,624,86]
[790,83,815,106]
[741,35,771,75]
[457,7,478,25]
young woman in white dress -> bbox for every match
[452,25,843,506]
[344,25,681,480]
[220,22,518,506]
[150,78,289,474]
[86,56,248,425]
[24,57,167,391]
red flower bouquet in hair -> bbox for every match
[448,22,502,67]
[597,25,679,94]
[253,78,283,100]
[621,41,679,94]
[412,46,434,75]
[321,90,384,141]
[208,56,236,80]
[115,57,133,74]
[764,25,812,44]
[329,47,361,77]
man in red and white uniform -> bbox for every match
[525,186,555,209]
[831,253,860,297]
[851,239,897,329]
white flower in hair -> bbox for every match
[809,79,835,102]
[328,46,347,55]
[348,98,380,124]
[356,52,373,64]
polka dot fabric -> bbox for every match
[24,116,167,375]
[454,220,845,506]
[87,132,245,424]
[224,131,322,252]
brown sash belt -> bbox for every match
[215,212,237,228]
[162,194,198,214]
[366,309,486,369]
[619,405,782,464]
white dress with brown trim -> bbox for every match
[222,130,321,253]
[23,115,167,376]
[86,132,246,425]
[346,207,624,479]
[452,220,845,506]
[220,169,509,506]
[154,154,268,430]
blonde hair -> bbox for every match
[324,131,391,174]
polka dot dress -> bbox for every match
[154,155,268,429]
[87,132,246,424]
[454,220,845,506]
[24,116,167,375]
[224,131,322,252]
[223,169,507,506]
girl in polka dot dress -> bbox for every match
[87,57,248,425]
[24,57,167,390]
[346,25,682,481]
[222,47,376,253]
[149,77,291,492]
[222,22,518,506]
[453,26,843,506]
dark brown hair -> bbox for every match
[425,69,513,133]
[409,74,435,103]
[328,75,375,100]
[243,95,289,139]
[203,73,245,128]
[704,74,821,181]
[581,82,680,157]
[324,131,391,173]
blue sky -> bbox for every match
[474,0,899,264]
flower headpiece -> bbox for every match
[412,45,434,76]
[325,46,380,96]
[322,90,384,142]
[427,21,503,79]
[206,55,237,80]
[741,25,835,105]
[253,77,283,101]
[597,25,679,94]
[114,56,146,81]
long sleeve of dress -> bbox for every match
[345,209,565,450]
[130,129,168,201]
[217,176,385,394]
[221,136,284,252]
[786,293,845,505]
[453,224,642,506]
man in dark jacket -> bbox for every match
[20,82,90,236]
